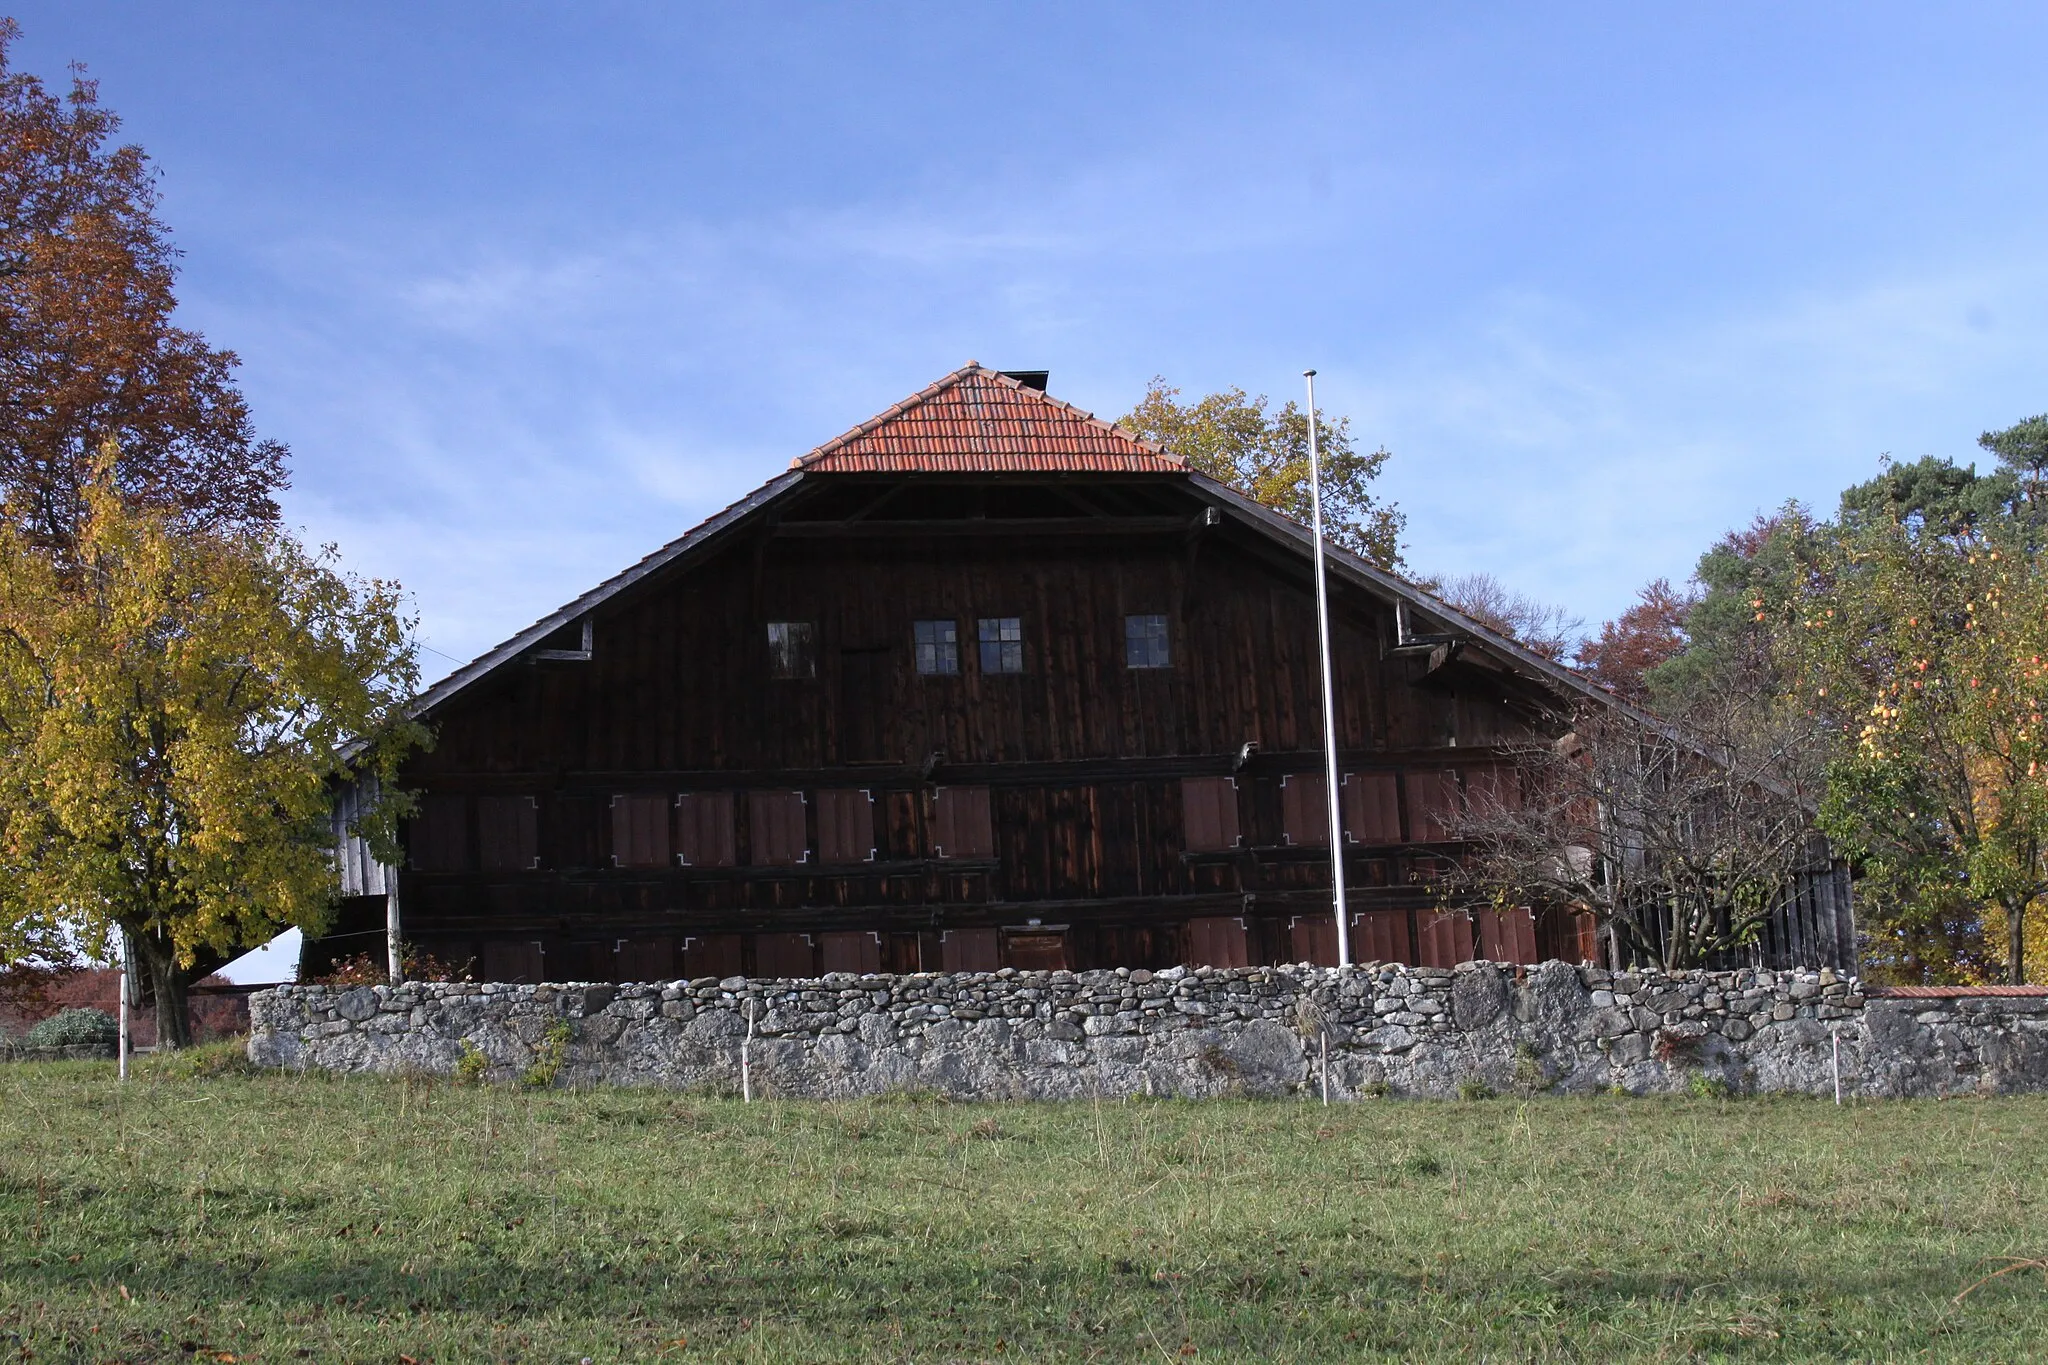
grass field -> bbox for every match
[3,1056,2046,1362]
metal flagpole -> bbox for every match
[1304,369,1350,967]
[117,928,132,1081]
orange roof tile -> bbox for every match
[794,362,1183,474]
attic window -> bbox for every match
[1125,614,1171,669]
[767,622,815,679]
[913,619,959,675]
[978,617,1023,674]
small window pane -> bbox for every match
[767,622,815,679]
[977,616,1023,674]
[1125,613,1170,669]
[913,619,959,675]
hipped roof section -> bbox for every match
[404,364,1642,729]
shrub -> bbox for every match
[140,1037,255,1079]
[25,1007,117,1051]
[454,1039,490,1086]
[1687,1072,1733,1100]
[316,946,474,986]
[1458,1077,1497,1102]
[520,1020,574,1089]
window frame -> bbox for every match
[1124,613,1171,669]
[766,621,816,679]
[912,618,961,676]
[976,616,1024,675]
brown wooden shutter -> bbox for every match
[1287,916,1339,967]
[752,931,816,978]
[1476,906,1539,964]
[612,935,675,982]
[815,789,876,864]
[1350,910,1413,965]
[1185,916,1249,968]
[1408,769,1462,842]
[676,792,736,867]
[1002,930,1068,971]
[483,939,544,983]
[477,796,538,870]
[939,926,1000,972]
[1281,775,1328,847]
[1464,765,1522,814]
[748,790,808,866]
[1342,771,1402,844]
[1180,777,1241,852]
[610,794,671,868]
[932,786,993,858]
[410,793,469,871]
[681,933,742,979]
[1417,910,1473,968]
[819,930,883,974]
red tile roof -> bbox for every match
[794,362,1183,474]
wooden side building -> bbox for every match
[317,364,1855,980]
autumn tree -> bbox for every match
[1121,378,1405,569]
[0,21,284,554]
[0,463,423,1045]
[1788,431,2048,984]
[1577,578,1693,700]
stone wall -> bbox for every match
[246,962,2048,1100]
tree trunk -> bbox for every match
[2007,896,2030,986]
[130,929,193,1050]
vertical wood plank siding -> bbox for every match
[383,474,1854,978]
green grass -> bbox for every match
[3,1061,2046,1362]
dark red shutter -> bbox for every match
[1181,777,1241,852]
[1185,916,1250,968]
[940,926,1000,971]
[610,795,671,868]
[1342,772,1402,844]
[410,793,469,871]
[1281,776,1329,847]
[1350,910,1413,965]
[933,787,993,858]
[815,789,875,864]
[477,796,538,870]
[676,792,736,868]
[819,931,883,974]
[748,791,808,866]
[1409,770,1462,842]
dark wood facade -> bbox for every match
[318,366,1842,981]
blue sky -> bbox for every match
[13,3,2048,674]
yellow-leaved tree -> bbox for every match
[0,460,425,1043]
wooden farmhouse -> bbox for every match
[317,363,1855,982]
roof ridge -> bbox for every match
[792,362,1181,470]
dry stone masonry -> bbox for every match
[247,962,2048,1099]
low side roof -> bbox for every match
[794,361,1182,474]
